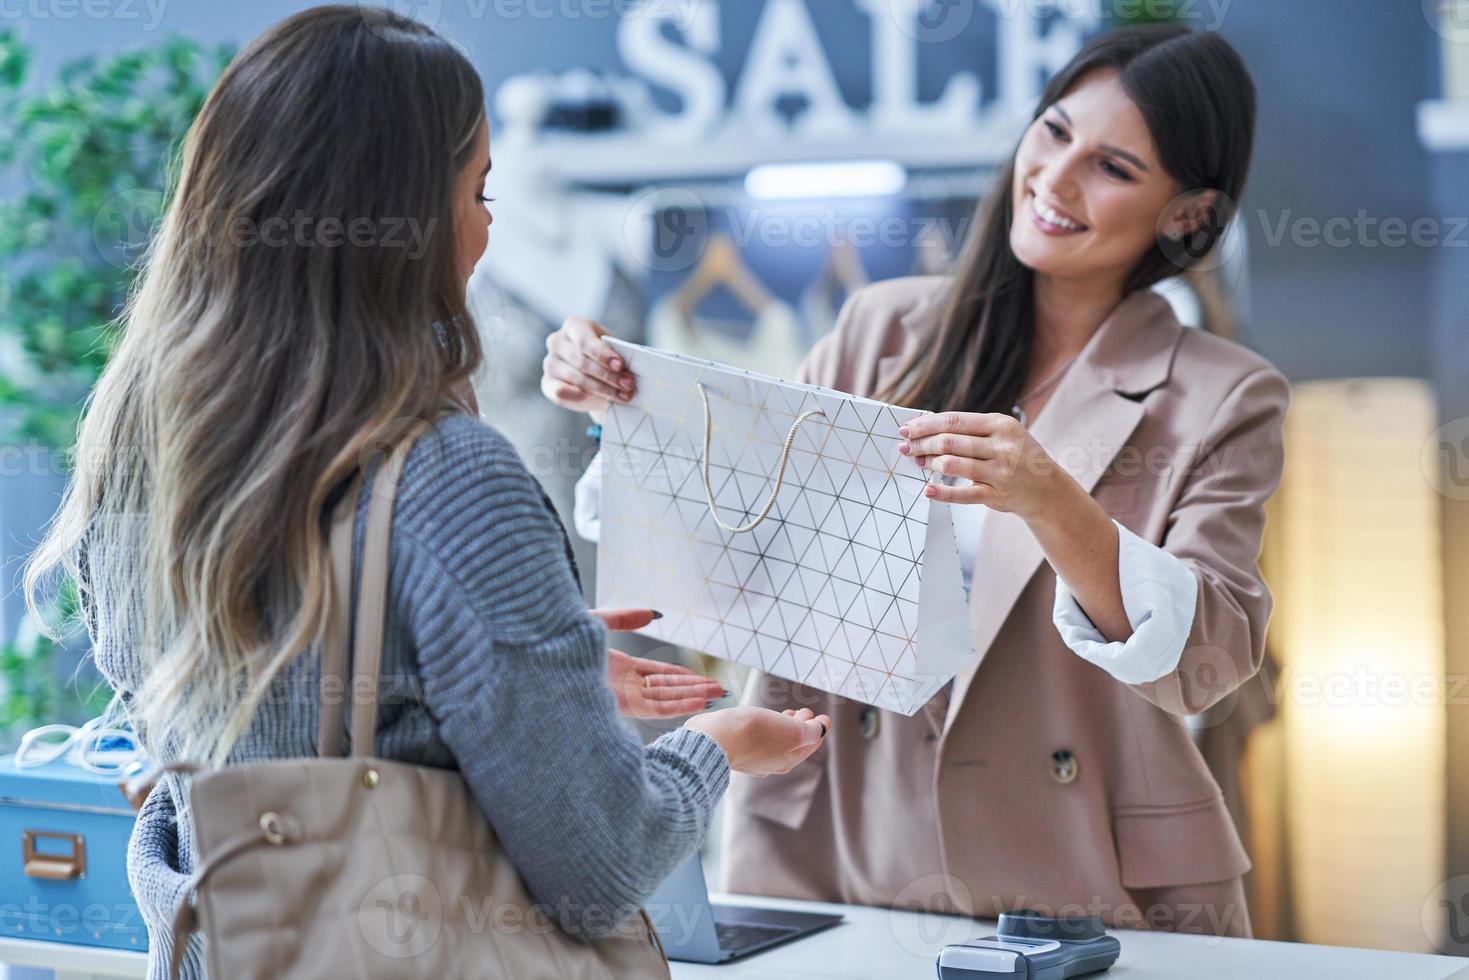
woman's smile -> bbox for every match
[1027,190,1090,236]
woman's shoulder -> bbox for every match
[842,275,951,332]
[387,412,547,526]
[800,276,951,390]
[403,411,522,474]
[1170,316,1289,410]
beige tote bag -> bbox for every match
[156,420,673,979]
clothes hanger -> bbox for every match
[826,238,869,293]
[910,229,956,276]
[670,233,777,320]
[802,238,869,338]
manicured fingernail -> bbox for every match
[610,357,623,370]
[651,609,664,620]
[898,426,910,437]
[924,485,936,497]
[705,700,716,709]
[820,723,828,738]
[898,441,910,454]
[720,688,731,698]
[620,377,634,390]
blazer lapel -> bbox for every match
[874,287,950,390]
[939,290,1183,736]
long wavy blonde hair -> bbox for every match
[24,6,485,766]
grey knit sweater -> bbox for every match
[85,413,731,979]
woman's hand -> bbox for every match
[683,706,831,777]
[901,411,1135,643]
[898,412,1068,521]
[594,609,726,718]
[540,316,637,423]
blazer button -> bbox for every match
[1050,749,1079,785]
[859,707,881,740]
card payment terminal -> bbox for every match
[936,909,1121,979]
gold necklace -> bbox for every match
[1012,352,1080,427]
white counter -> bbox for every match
[670,893,1469,980]
[3,896,1466,980]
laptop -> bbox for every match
[644,854,844,964]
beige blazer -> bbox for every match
[722,276,1290,936]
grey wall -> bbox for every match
[1218,0,1439,381]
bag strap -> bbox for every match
[695,381,828,534]
[318,478,361,758]
[319,417,436,759]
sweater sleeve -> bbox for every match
[384,415,729,937]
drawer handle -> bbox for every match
[22,830,87,880]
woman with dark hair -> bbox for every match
[26,7,830,977]
[545,24,1285,936]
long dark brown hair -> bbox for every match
[878,24,1256,414]
[26,6,485,764]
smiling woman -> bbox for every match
[876,24,1254,421]
[703,23,1286,939]
[542,23,1282,941]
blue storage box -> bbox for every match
[0,756,148,953]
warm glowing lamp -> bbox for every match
[1275,379,1446,952]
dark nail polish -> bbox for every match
[720,688,731,698]
[705,700,716,710]
[650,610,664,620]
[820,723,828,738]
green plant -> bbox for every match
[0,583,113,748]
[0,29,234,447]
[0,31,231,745]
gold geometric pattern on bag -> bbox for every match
[598,340,938,712]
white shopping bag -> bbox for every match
[596,339,973,715]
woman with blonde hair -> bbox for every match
[26,7,828,976]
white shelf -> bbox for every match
[1418,99,1469,151]
[513,119,1025,187]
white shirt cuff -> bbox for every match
[1052,520,1198,684]
[572,449,605,543]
